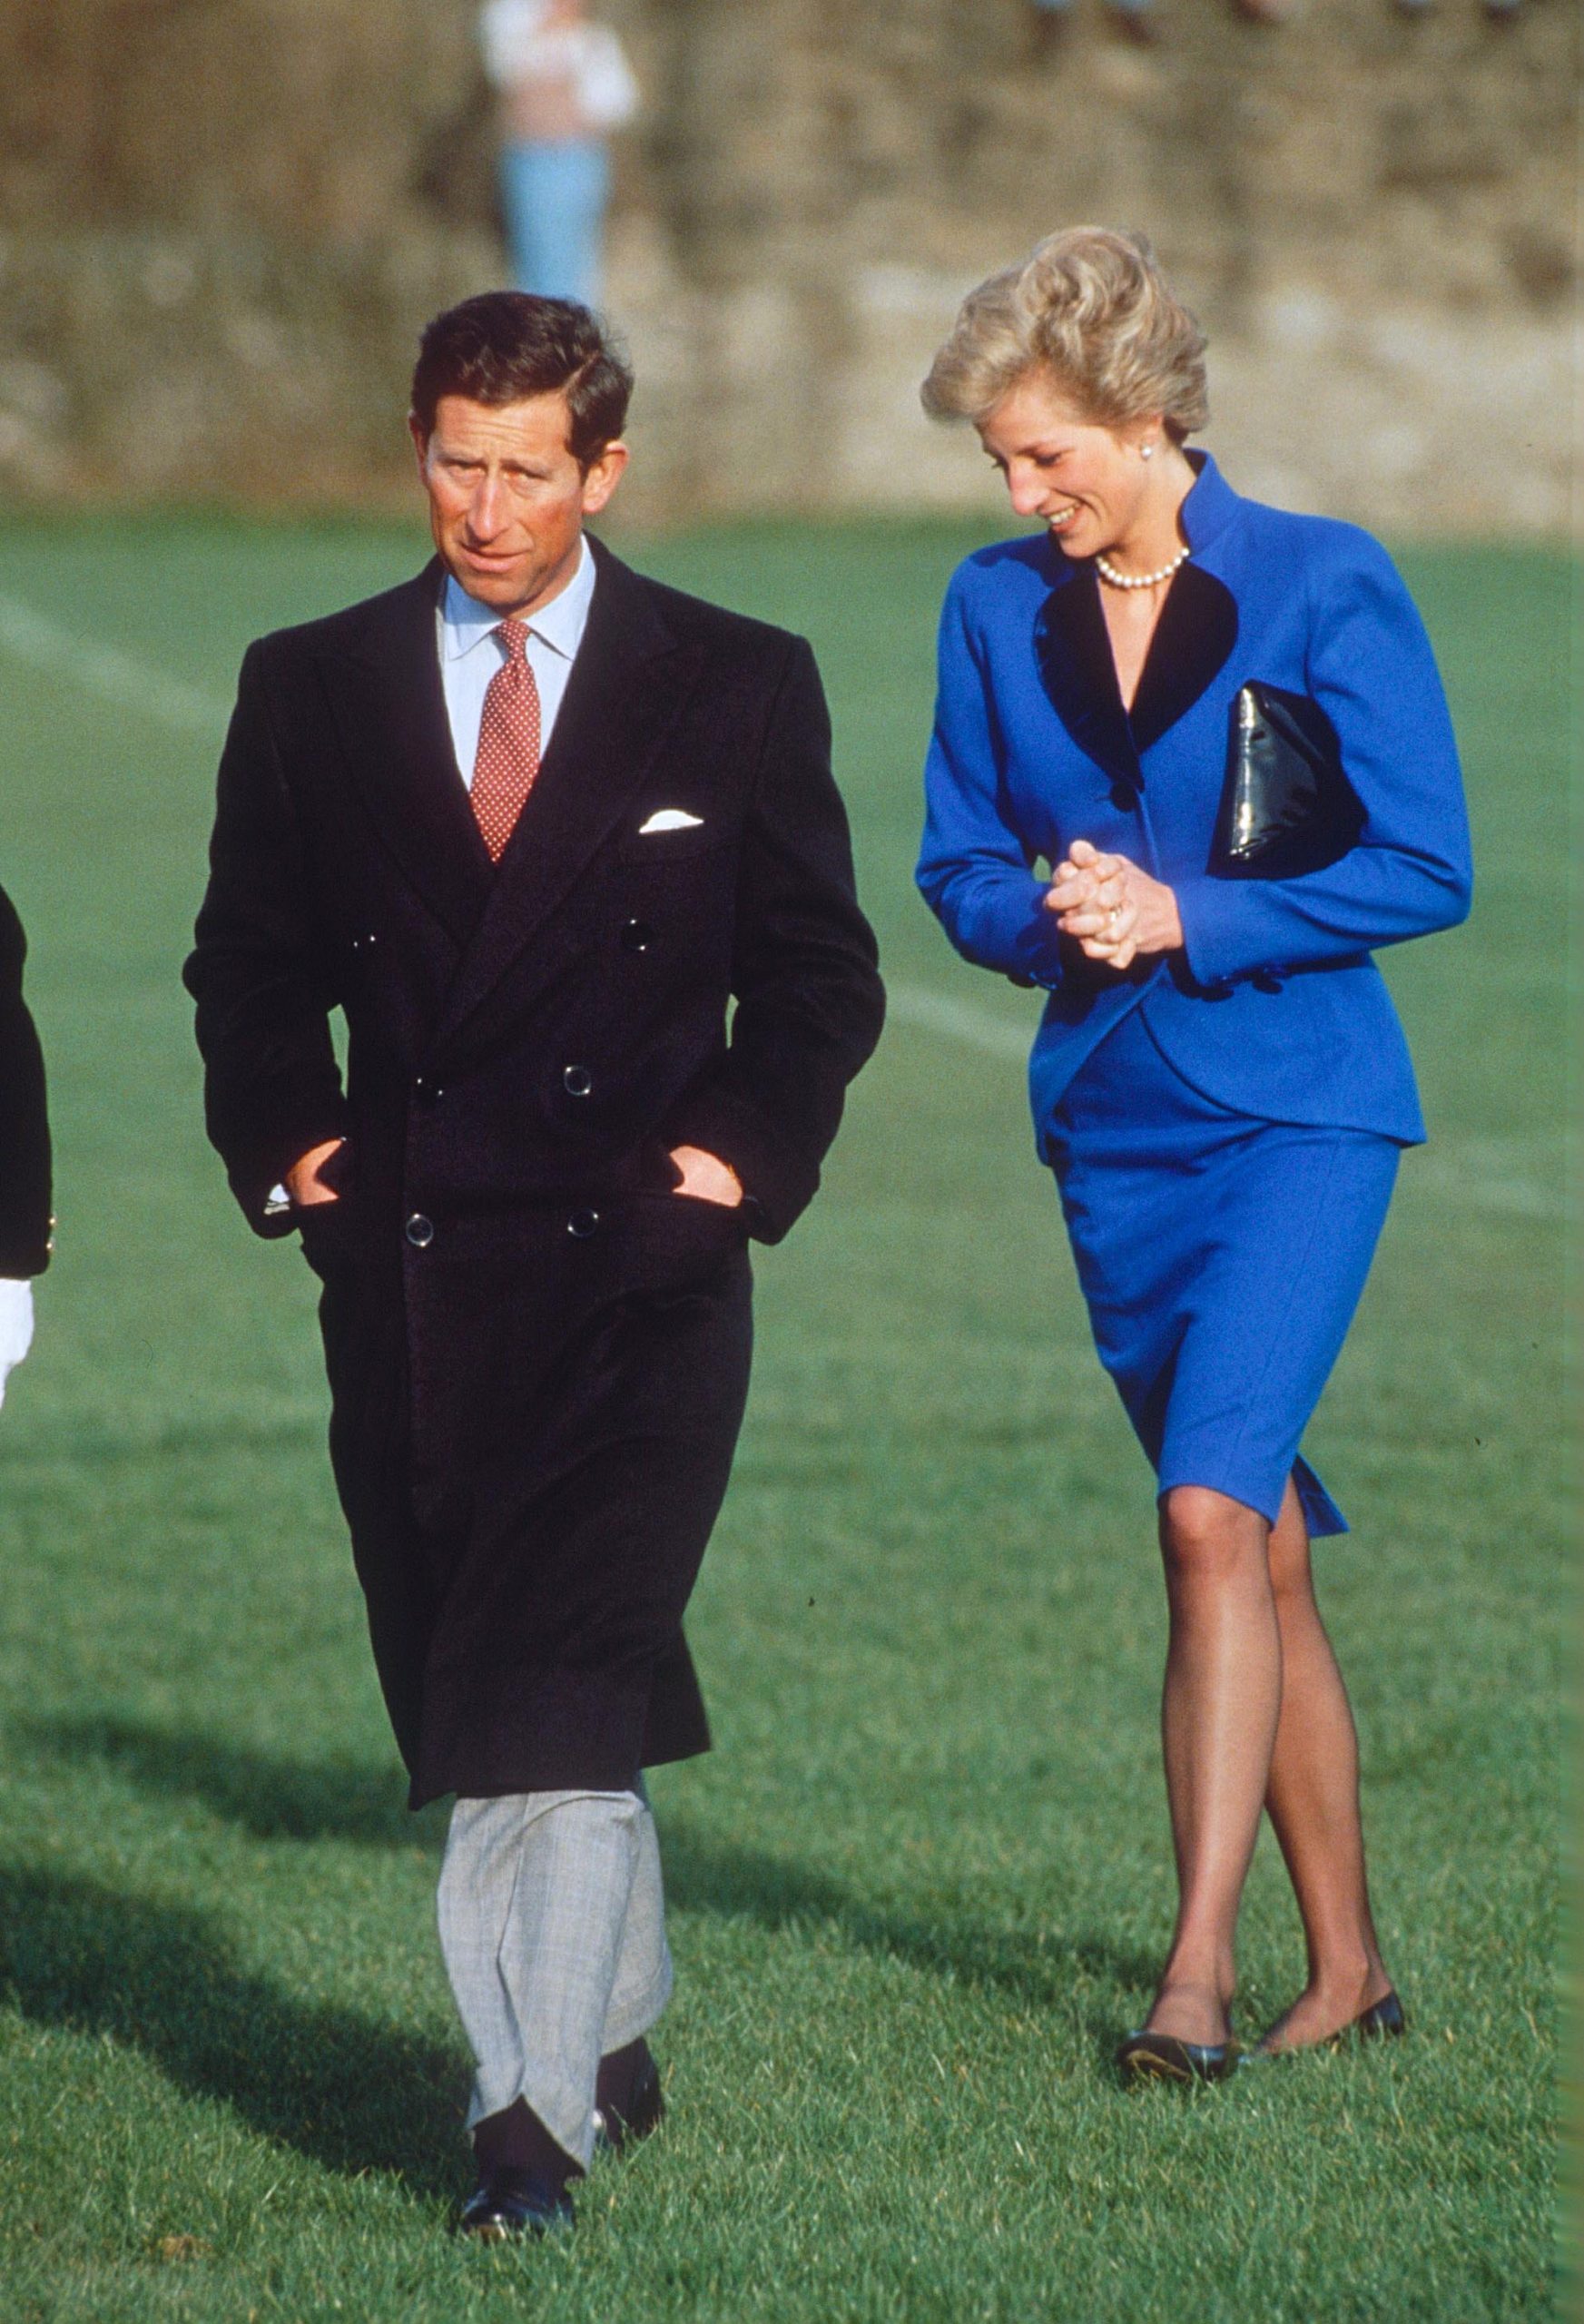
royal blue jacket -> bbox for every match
[917,454,1471,1154]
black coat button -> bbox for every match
[567,1208,600,1240]
[620,920,654,953]
[405,1213,435,1247]
[563,1065,593,1098]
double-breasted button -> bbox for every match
[405,1213,435,1248]
[413,1075,444,1107]
[563,1064,593,1098]
[620,919,654,954]
[567,1208,600,1240]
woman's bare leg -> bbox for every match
[1257,1479,1392,2048]
[1144,1485,1283,2047]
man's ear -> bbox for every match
[581,439,629,517]
[408,413,431,478]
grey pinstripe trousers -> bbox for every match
[437,1787,673,2169]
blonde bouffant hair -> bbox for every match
[921,227,1209,442]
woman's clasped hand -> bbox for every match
[1045,836,1184,971]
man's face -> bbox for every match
[410,391,627,615]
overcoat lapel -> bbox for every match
[438,543,703,1040]
[314,562,494,947]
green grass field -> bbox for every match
[0,513,1566,2323]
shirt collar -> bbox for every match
[440,533,597,663]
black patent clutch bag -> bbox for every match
[1209,681,1363,880]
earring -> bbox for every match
[1141,442,1156,460]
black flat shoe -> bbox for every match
[1339,1989,1406,2045]
[457,2168,575,2241]
[1116,2029,1238,2085]
[593,2041,664,2157]
[1242,1987,1407,2064]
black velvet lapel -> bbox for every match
[1035,556,1240,785]
[1127,561,1239,753]
[438,543,702,1040]
[1035,563,1138,792]
[314,561,493,948]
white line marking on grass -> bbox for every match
[887,983,1564,1221]
[887,982,1033,1062]
[1408,1142,1566,1223]
[0,591,230,736]
[0,593,1563,1228]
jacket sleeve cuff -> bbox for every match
[659,1086,821,1246]
[0,1226,51,1276]
[221,1100,350,1237]
[955,872,1067,989]
[1175,876,1261,990]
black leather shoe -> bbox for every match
[457,2169,574,2241]
[593,2042,665,2156]
[1117,2029,1238,2085]
[1242,1987,1407,2064]
[1340,1989,1406,2045]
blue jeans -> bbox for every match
[498,138,610,307]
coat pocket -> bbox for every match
[297,1198,357,1278]
[622,1187,750,1290]
[615,816,733,866]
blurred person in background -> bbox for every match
[917,228,1470,2085]
[186,292,882,2239]
[480,0,638,307]
[1028,0,1288,49]
[1395,0,1520,22]
[0,886,50,1413]
[1029,0,1160,48]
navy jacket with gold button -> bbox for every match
[0,881,50,1280]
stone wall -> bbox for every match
[0,0,1575,529]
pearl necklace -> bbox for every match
[1095,547,1191,591]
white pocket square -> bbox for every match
[638,808,704,834]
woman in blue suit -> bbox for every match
[917,229,1471,2083]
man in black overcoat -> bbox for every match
[0,881,51,1403]
[184,294,884,2236]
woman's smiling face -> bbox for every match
[977,371,1153,562]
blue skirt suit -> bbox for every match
[917,456,1471,1535]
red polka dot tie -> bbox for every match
[470,618,542,862]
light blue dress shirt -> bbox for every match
[438,533,597,786]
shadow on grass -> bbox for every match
[660,1823,1155,2038]
[21,1716,1154,2038]
[19,1714,422,1846]
[0,1863,469,2202]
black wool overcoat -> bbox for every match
[184,543,884,1806]
[0,882,52,1278]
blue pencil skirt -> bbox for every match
[1047,1001,1401,1538]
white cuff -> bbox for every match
[0,1277,35,1403]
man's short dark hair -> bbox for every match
[410,293,634,468]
